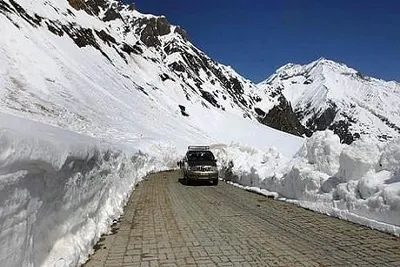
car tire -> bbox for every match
[213,179,218,186]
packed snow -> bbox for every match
[0,113,178,267]
[214,131,400,236]
[0,1,399,267]
[0,113,302,267]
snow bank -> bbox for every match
[214,131,400,236]
[0,114,176,267]
[212,143,290,187]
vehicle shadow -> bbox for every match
[178,178,216,187]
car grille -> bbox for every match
[192,166,213,172]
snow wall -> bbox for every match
[1,113,399,267]
[0,115,177,267]
[213,131,400,236]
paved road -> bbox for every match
[83,170,400,267]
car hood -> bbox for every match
[188,161,217,167]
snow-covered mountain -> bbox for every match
[0,0,305,141]
[259,58,400,143]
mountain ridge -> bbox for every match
[2,0,398,144]
[259,58,400,143]
[0,0,307,138]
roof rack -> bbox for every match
[188,146,210,151]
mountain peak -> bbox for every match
[273,58,348,78]
[315,56,328,62]
[258,57,400,144]
[309,57,350,70]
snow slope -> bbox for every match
[259,58,400,143]
[0,0,302,155]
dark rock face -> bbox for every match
[0,1,13,13]
[305,102,337,132]
[174,26,189,41]
[4,0,42,26]
[140,25,160,47]
[46,21,64,36]
[193,53,249,108]
[121,43,143,55]
[67,0,86,12]
[95,29,116,45]
[257,96,306,136]
[162,35,255,112]
[254,108,266,117]
[60,23,112,61]
[199,90,220,108]
[156,17,171,35]
[160,73,175,82]
[137,17,171,47]
[328,120,358,144]
[169,62,185,72]
[68,0,129,22]
[127,4,136,11]
[67,0,108,16]
[103,7,122,22]
[298,101,362,144]
[61,25,96,47]
[178,105,189,116]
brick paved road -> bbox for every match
[83,171,400,267]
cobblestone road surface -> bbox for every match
[83,170,400,267]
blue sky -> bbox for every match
[125,0,399,83]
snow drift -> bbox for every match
[214,131,400,236]
[0,113,175,267]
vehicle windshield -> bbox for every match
[187,151,215,161]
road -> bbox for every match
[83,170,400,267]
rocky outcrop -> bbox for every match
[178,105,189,116]
[1,0,42,26]
[67,0,133,21]
[304,101,337,132]
[174,26,189,41]
[135,17,171,47]
[256,96,306,136]
[67,0,109,16]
[329,120,358,144]
[103,7,122,21]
